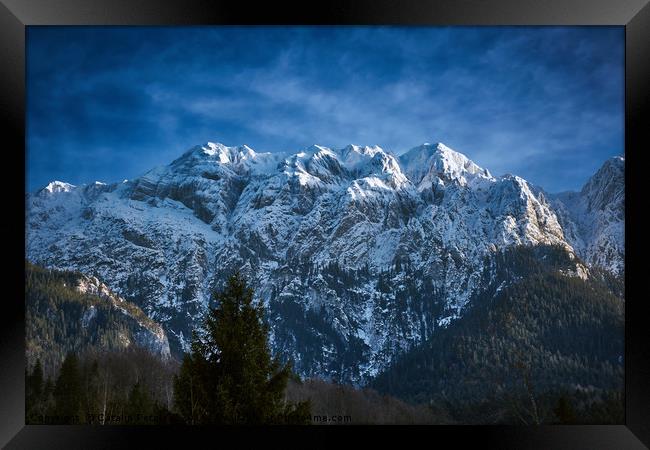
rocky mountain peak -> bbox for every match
[38,180,76,196]
[26,140,624,383]
[580,155,624,213]
[399,142,493,188]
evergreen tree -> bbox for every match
[26,359,44,423]
[42,378,55,419]
[53,352,82,423]
[82,359,101,420]
[27,359,44,398]
[553,394,576,424]
[174,272,311,424]
[126,381,153,421]
[370,245,624,424]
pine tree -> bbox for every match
[26,359,44,423]
[173,272,311,424]
[126,381,153,422]
[42,378,55,418]
[53,352,82,423]
[553,394,576,424]
[82,359,101,420]
[28,359,44,397]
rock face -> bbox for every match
[25,141,624,384]
[26,263,171,374]
[73,272,172,359]
[550,156,624,275]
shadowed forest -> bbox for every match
[26,250,624,425]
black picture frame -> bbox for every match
[2,0,648,447]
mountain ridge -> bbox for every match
[26,141,624,384]
[26,262,171,376]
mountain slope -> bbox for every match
[550,156,624,275]
[26,262,171,376]
[370,245,624,423]
[25,141,623,384]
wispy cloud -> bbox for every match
[27,26,623,192]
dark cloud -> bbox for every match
[27,26,623,192]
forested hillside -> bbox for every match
[26,348,179,424]
[26,262,170,377]
[26,245,625,424]
[371,245,624,424]
[27,143,624,383]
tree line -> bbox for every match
[370,245,625,424]
[27,272,311,425]
[27,245,624,425]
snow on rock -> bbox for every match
[26,140,623,384]
[39,180,76,195]
[75,272,171,358]
[399,142,493,188]
[550,156,624,275]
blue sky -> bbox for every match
[26,26,623,193]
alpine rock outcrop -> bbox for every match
[549,156,624,275]
[26,141,624,384]
[26,263,171,374]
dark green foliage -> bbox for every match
[53,352,83,422]
[267,259,447,382]
[26,244,624,425]
[25,262,165,377]
[553,394,576,424]
[173,273,311,424]
[590,266,624,299]
[25,359,45,423]
[371,245,624,424]
[27,359,44,398]
[81,359,101,419]
[26,347,180,425]
[579,390,624,424]
[126,381,154,418]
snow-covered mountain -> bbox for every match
[26,262,171,375]
[550,156,624,275]
[25,141,624,384]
